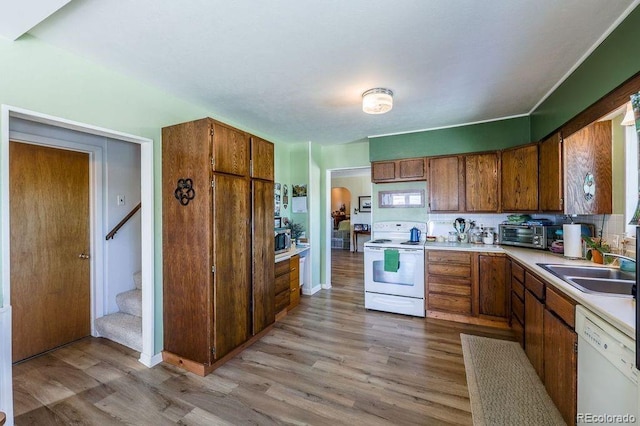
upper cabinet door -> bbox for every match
[465,152,499,212]
[501,144,539,212]
[563,121,612,215]
[371,158,426,183]
[250,136,274,181]
[539,133,564,212]
[211,120,250,176]
[429,156,464,212]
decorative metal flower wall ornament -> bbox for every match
[174,178,195,206]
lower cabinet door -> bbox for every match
[544,309,577,425]
[524,290,544,379]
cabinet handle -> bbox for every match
[291,267,296,271]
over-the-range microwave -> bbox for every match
[499,224,562,250]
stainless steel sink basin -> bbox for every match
[537,263,636,298]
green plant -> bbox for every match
[285,218,305,241]
[582,235,611,263]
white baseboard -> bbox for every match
[302,285,322,296]
[0,305,14,425]
[139,351,163,368]
[321,283,332,290]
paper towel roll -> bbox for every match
[563,224,582,258]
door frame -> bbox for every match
[0,105,156,422]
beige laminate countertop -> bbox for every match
[275,246,310,263]
[424,243,636,339]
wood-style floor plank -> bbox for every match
[13,250,515,425]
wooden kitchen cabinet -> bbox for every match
[510,261,526,348]
[524,270,545,380]
[464,152,500,212]
[250,135,275,181]
[289,255,300,310]
[538,132,563,212]
[162,117,275,376]
[252,179,275,335]
[426,250,473,316]
[563,121,612,214]
[544,287,577,426]
[501,143,539,212]
[477,254,509,320]
[371,157,426,183]
[275,258,291,315]
[428,156,465,212]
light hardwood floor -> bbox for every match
[13,250,515,425]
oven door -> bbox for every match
[364,246,425,298]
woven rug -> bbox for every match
[460,334,566,426]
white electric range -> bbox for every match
[363,221,427,317]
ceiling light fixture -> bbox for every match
[362,88,393,114]
[621,102,635,126]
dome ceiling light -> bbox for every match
[362,88,393,114]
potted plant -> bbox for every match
[582,235,611,264]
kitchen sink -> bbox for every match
[537,263,636,298]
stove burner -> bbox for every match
[369,239,392,243]
[400,241,421,245]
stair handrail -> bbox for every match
[106,202,141,240]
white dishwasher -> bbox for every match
[576,306,639,424]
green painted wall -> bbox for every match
[531,6,640,140]
[369,116,530,161]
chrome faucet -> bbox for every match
[602,252,636,263]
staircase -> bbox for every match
[95,271,142,352]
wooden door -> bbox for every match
[477,254,509,318]
[544,309,577,425]
[539,133,563,212]
[524,290,545,380]
[211,120,250,177]
[465,152,499,212]
[501,144,538,212]
[251,179,275,335]
[428,156,464,211]
[563,121,612,214]
[212,173,251,359]
[250,136,274,181]
[10,142,90,362]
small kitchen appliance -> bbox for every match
[499,223,562,250]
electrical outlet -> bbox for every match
[117,195,125,206]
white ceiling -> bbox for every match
[7,0,640,145]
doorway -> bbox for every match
[325,167,371,289]
[0,105,156,422]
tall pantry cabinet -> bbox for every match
[162,118,275,376]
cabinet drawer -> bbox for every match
[427,251,471,264]
[275,273,289,294]
[525,272,545,300]
[511,277,525,300]
[289,265,299,282]
[511,291,524,324]
[545,286,576,329]
[428,279,471,296]
[275,259,290,277]
[289,286,300,308]
[512,262,525,283]
[428,264,471,278]
[428,293,471,314]
[275,289,290,312]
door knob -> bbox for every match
[78,253,90,259]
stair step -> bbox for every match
[133,271,142,290]
[116,289,142,317]
[95,312,142,352]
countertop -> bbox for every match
[275,245,310,262]
[423,242,635,339]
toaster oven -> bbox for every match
[499,224,562,250]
